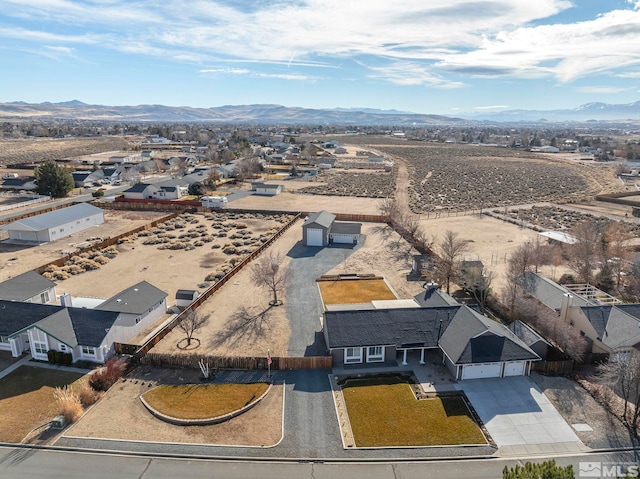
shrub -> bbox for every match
[55,350,65,364]
[53,386,83,424]
[47,350,57,363]
[92,190,104,198]
[211,244,221,249]
[223,246,238,255]
[89,357,129,392]
[79,381,103,407]
[62,353,73,366]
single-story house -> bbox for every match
[0,203,104,243]
[0,271,56,304]
[0,177,38,191]
[122,183,160,199]
[71,171,101,188]
[0,280,168,363]
[175,289,199,309]
[153,185,185,200]
[323,303,540,379]
[519,272,640,356]
[302,210,362,247]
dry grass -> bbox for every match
[0,366,85,443]
[53,386,83,424]
[318,278,397,305]
[342,377,486,447]
[141,383,269,420]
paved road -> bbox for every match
[1,445,638,479]
[285,242,363,357]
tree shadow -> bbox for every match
[209,304,274,349]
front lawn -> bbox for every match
[319,279,396,305]
[141,382,269,420]
[0,366,85,443]
[342,377,486,447]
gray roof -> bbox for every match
[580,306,640,350]
[255,183,281,189]
[413,287,459,307]
[98,281,167,314]
[304,210,336,229]
[1,301,61,336]
[1,178,34,187]
[518,272,590,310]
[330,222,361,235]
[0,271,56,302]
[176,289,198,300]
[439,307,540,364]
[123,183,156,193]
[0,203,103,233]
[507,320,550,349]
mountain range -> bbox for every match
[1,100,640,124]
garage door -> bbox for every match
[306,228,323,246]
[503,361,525,377]
[462,363,502,380]
[331,233,355,244]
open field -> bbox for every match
[0,209,167,282]
[228,191,383,215]
[55,211,293,305]
[63,367,283,446]
[298,168,397,198]
[341,377,486,447]
[0,366,85,443]
[318,278,396,305]
[0,137,130,166]
[371,143,623,213]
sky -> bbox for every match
[1,0,640,115]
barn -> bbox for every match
[0,203,104,243]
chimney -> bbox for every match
[60,292,72,307]
[560,293,573,322]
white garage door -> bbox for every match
[503,361,525,377]
[462,362,502,380]
[306,228,323,246]
[331,234,355,244]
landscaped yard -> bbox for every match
[341,377,486,447]
[318,278,396,305]
[142,382,269,420]
[0,366,85,443]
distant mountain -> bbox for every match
[462,101,640,122]
[0,101,465,125]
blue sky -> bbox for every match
[1,0,640,115]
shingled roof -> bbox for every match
[0,271,55,302]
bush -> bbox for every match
[47,350,57,363]
[89,357,129,392]
[79,381,103,407]
[92,190,104,198]
[53,386,83,424]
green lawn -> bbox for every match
[0,366,85,443]
[319,279,396,305]
[342,377,486,447]
[142,382,269,420]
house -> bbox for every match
[71,171,101,188]
[323,303,540,379]
[302,210,362,247]
[175,289,199,309]
[507,320,550,360]
[109,155,136,164]
[519,272,640,356]
[0,177,38,191]
[0,203,104,243]
[122,183,160,199]
[0,271,56,304]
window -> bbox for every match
[81,346,96,356]
[344,347,363,364]
[40,291,50,303]
[59,344,66,352]
[135,317,141,324]
[59,228,64,233]
[367,346,384,362]
[34,342,47,355]
[0,336,8,344]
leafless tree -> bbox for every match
[251,251,290,306]
[598,351,640,434]
[457,263,494,314]
[177,310,208,347]
[237,158,261,182]
[434,230,469,294]
[604,222,634,290]
[567,220,603,284]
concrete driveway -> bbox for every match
[456,376,582,447]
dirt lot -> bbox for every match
[0,137,130,166]
[55,212,293,304]
[228,191,383,215]
[62,367,283,446]
[0,209,167,283]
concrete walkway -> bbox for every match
[0,354,32,379]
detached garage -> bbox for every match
[329,222,361,245]
[302,210,363,247]
[0,203,104,243]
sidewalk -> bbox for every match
[0,354,32,380]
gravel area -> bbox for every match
[530,373,636,450]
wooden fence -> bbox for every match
[138,352,332,371]
[97,200,195,213]
[530,359,574,376]
[117,213,302,361]
[35,211,182,274]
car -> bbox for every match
[92,181,102,186]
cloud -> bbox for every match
[200,68,315,81]
[2,0,640,86]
